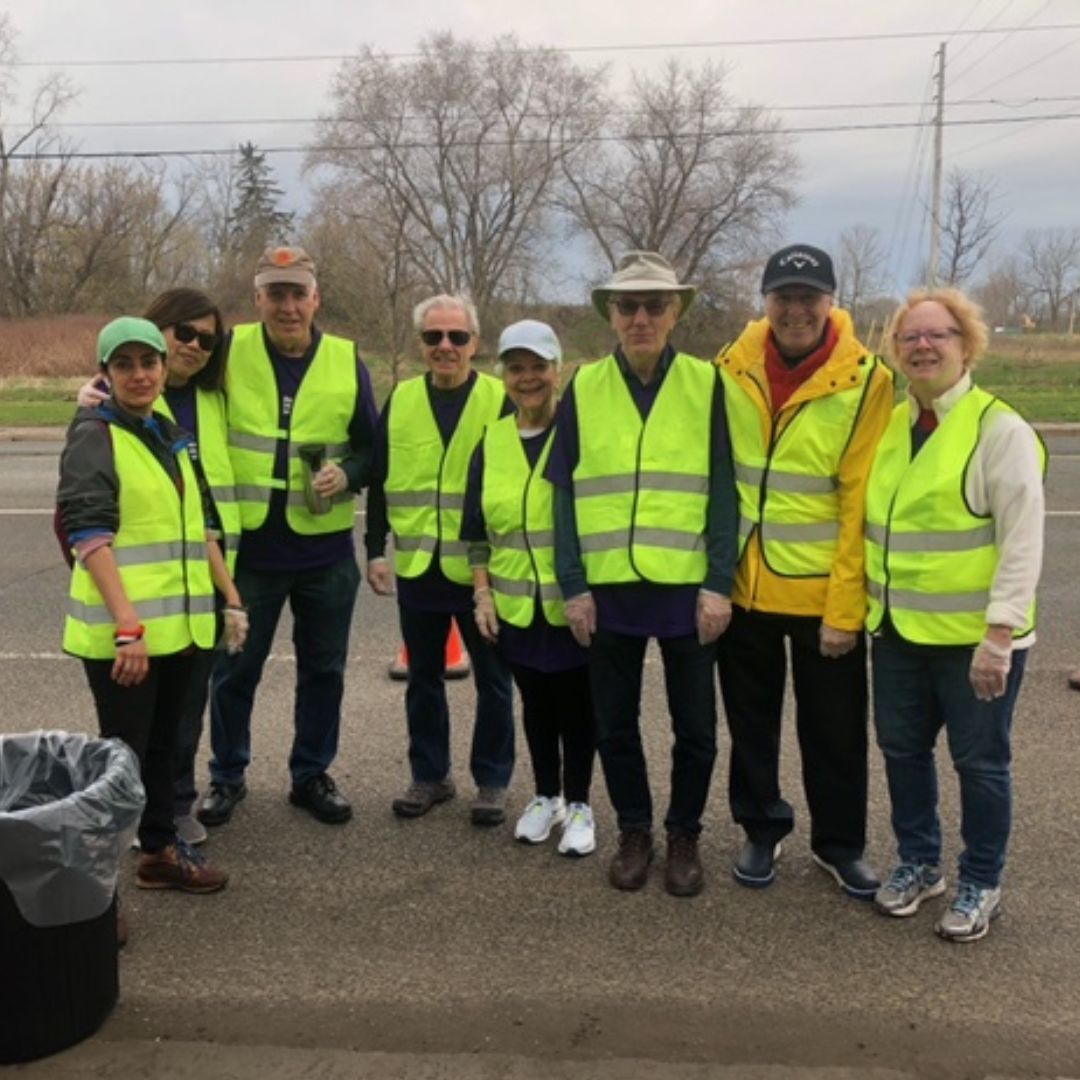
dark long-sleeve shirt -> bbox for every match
[544,346,738,639]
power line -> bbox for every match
[949,0,1050,88]
[24,95,1080,131]
[11,24,1080,68]
[8,109,1080,160]
[965,33,1080,97]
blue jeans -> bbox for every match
[398,604,514,789]
[209,557,360,787]
[872,631,1027,889]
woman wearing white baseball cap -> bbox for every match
[461,320,597,856]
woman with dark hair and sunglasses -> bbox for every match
[78,287,242,848]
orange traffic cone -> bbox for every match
[387,618,472,681]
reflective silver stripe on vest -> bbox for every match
[539,582,563,602]
[229,431,279,453]
[490,574,536,598]
[876,584,990,614]
[285,490,354,508]
[761,521,839,543]
[440,539,469,557]
[287,441,349,459]
[865,522,996,553]
[576,471,708,497]
[580,527,704,554]
[488,529,555,550]
[235,482,283,501]
[735,463,837,494]
[68,593,217,625]
[738,515,755,540]
[113,541,208,566]
[210,485,237,504]
[386,490,436,508]
[394,534,438,554]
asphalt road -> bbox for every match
[2,432,1079,1080]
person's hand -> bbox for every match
[223,606,249,655]
[819,622,859,658]
[111,639,149,686]
[77,377,109,409]
[313,461,348,498]
[970,635,1012,701]
[696,589,732,645]
[564,592,596,648]
[473,587,499,643]
[367,558,395,596]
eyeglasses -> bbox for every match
[896,328,962,348]
[610,297,672,318]
[173,323,218,352]
[420,329,472,348]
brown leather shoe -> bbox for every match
[608,829,653,890]
[665,832,704,897]
[136,841,228,894]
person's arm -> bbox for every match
[337,353,378,494]
[703,370,738,597]
[822,358,895,633]
[462,441,491,563]
[364,395,394,594]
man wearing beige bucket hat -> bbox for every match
[545,251,739,897]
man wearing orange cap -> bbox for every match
[199,246,378,828]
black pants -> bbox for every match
[173,647,215,817]
[716,607,869,861]
[589,628,717,836]
[82,650,198,853]
[509,662,595,805]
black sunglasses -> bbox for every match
[420,329,472,348]
[173,323,218,352]
[610,297,673,318]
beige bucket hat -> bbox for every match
[591,251,697,319]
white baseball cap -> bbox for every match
[496,320,563,364]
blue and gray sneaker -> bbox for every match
[875,862,946,917]
[935,881,1002,943]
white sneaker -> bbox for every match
[936,882,1001,943]
[175,813,208,846]
[514,795,565,843]
[558,802,596,857]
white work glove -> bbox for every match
[77,377,110,408]
[970,635,1012,702]
[819,622,859,658]
[367,558,396,596]
[473,587,499,643]
[564,592,597,648]
[223,606,249,655]
[696,589,732,645]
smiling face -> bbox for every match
[254,282,319,356]
[895,299,969,406]
[501,349,559,421]
[609,292,679,368]
[420,304,477,389]
[106,343,167,416]
[163,313,218,387]
[763,286,834,358]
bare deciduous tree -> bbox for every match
[308,33,606,325]
[559,59,798,288]
[974,256,1028,329]
[938,169,1003,286]
[1019,227,1080,330]
[835,224,888,329]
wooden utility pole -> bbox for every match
[928,42,947,286]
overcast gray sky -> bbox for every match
[3,0,1078,296]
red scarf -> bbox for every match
[764,322,840,414]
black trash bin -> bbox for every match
[0,731,144,1064]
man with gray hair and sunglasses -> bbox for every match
[545,252,739,897]
[366,294,516,827]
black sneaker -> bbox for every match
[733,840,782,888]
[197,781,247,827]
[812,853,880,899]
[289,773,353,824]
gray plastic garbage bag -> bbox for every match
[0,730,145,928]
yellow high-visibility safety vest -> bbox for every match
[63,427,217,659]
[225,323,358,536]
[865,386,1046,645]
[158,388,240,573]
[481,415,566,628]
[573,353,714,585]
[721,358,878,577]
[386,372,506,585]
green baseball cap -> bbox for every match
[97,317,168,367]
